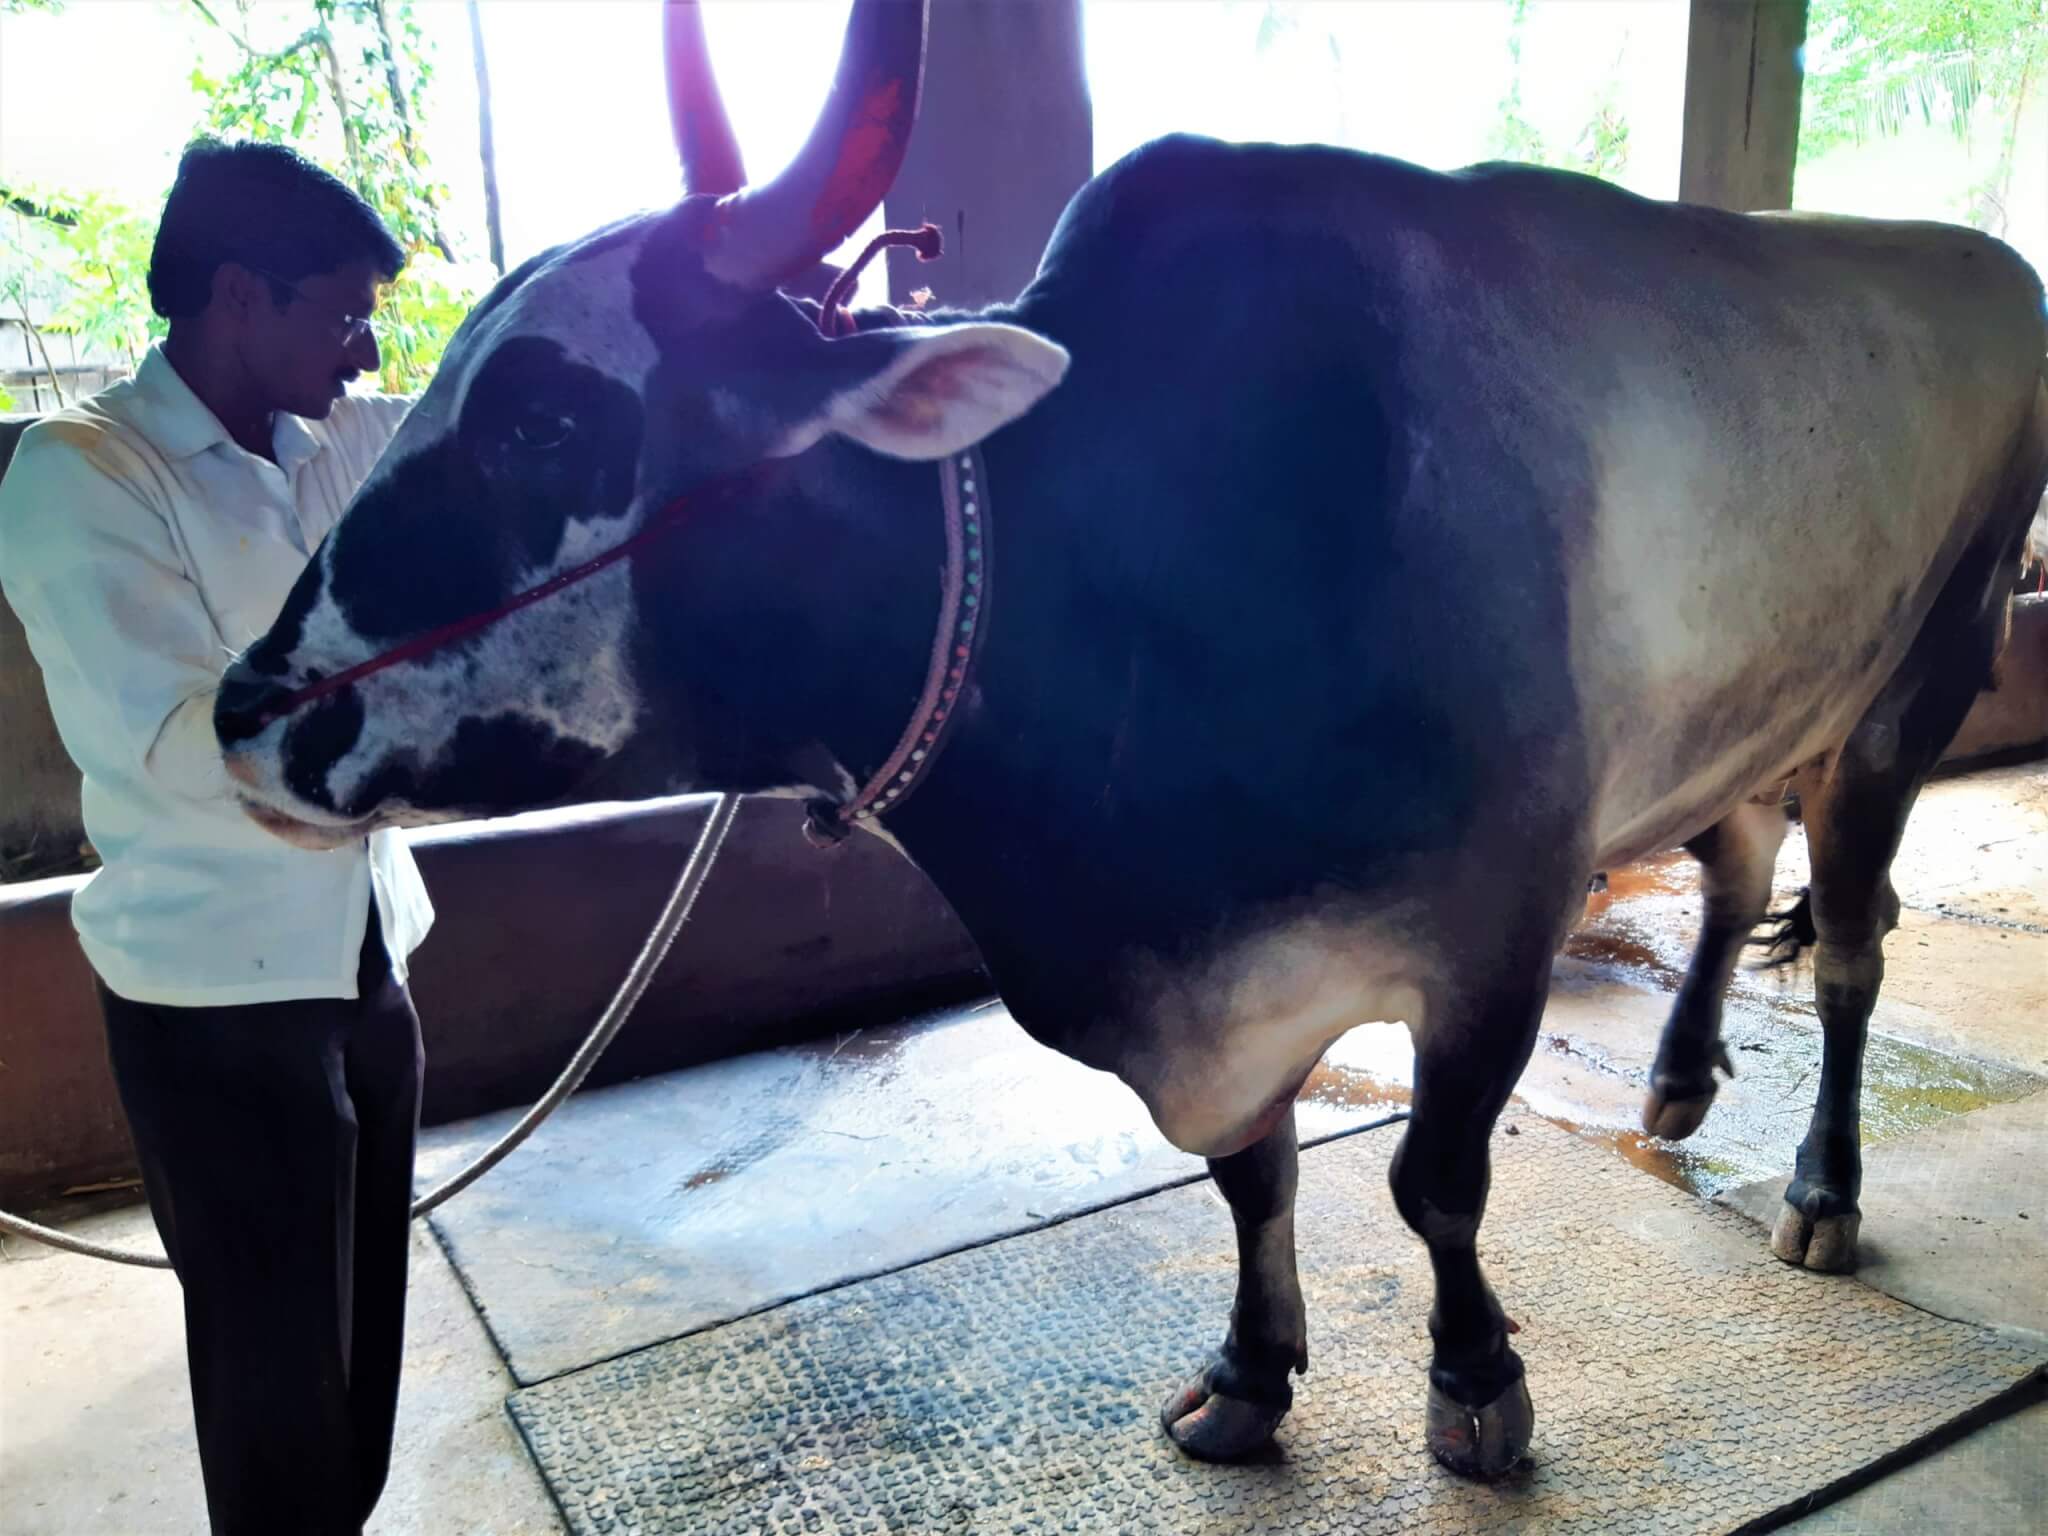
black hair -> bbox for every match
[147,138,406,320]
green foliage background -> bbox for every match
[1799,0,2046,233]
[1,0,491,407]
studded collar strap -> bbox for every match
[805,445,990,847]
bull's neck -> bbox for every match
[777,439,958,797]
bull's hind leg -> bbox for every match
[1773,532,2034,1273]
[1162,1108,1307,1461]
[1642,800,1789,1140]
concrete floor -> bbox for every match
[2,763,2042,1534]
[0,1213,560,1535]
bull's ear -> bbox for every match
[775,322,1070,462]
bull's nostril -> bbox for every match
[214,668,284,746]
[241,637,290,679]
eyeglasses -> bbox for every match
[246,265,377,347]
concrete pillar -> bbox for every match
[883,0,1093,310]
[1679,0,1809,212]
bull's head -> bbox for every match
[214,0,1068,848]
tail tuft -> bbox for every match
[1747,887,1815,968]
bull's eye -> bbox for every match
[514,411,575,450]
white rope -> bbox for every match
[0,793,741,1272]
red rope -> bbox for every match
[256,467,769,727]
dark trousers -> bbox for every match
[98,917,424,1536]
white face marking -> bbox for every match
[224,552,643,832]
[707,385,781,442]
[355,225,663,506]
[340,563,639,815]
[1122,910,1432,1158]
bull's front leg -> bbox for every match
[1161,1107,1307,1460]
[1390,968,1549,1479]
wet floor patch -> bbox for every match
[1303,1020,1413,1116]
[1322,837,2048,1203]
[1537,1117,1751,1197]
[1531,796,2048,1201]
[1579,848,1697,924]
[1858,1031,2045,1137]
[1292,973,2042,1202]
[1540,1012,2042,1200]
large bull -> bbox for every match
[212,0,2048,1477]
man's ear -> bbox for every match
[772,322,1071,462]
[214,261,271,325]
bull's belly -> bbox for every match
[1580,605,1915,870]
[1565,406,2013,868]
[1542,224,2041,871]
[1108,908,1431,1159]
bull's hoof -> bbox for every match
[1641,1082,1717,1142]
[1161,1365,1290,1462]
[1771,1203,1861,1272]
[1425,1374,1534,1479]
[1642,1042,1733,1142]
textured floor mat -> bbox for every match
[508,1119,2042,1534]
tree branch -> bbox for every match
[1988,32,2040,236]
[183,1,322,69]
[1,188,75,227]
[6,208,66,404]
[311,28,367,194]
[369,0,455,261]
[369,0,423,167]
[466,0,505,273]
[13,294,65,408]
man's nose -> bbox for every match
[348,325,380,376]
[214,663,290,746]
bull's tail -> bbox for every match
[1747,887,1815,969]
[2025,373,2048,591]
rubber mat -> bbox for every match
[508,1119,2043,1535]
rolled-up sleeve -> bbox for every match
[0,423,233,805]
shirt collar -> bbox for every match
[271,410,323,478]
[133,344,328,477]
[132,346,230,460]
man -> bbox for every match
[0,139,434,1535]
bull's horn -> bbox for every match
[700,0,928,291]
[665,0,746,196]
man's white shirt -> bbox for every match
[0,345,433,1005]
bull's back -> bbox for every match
[1017,137,2044,874]
[1291,154,2048,864]
[1508,196,2046,861]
